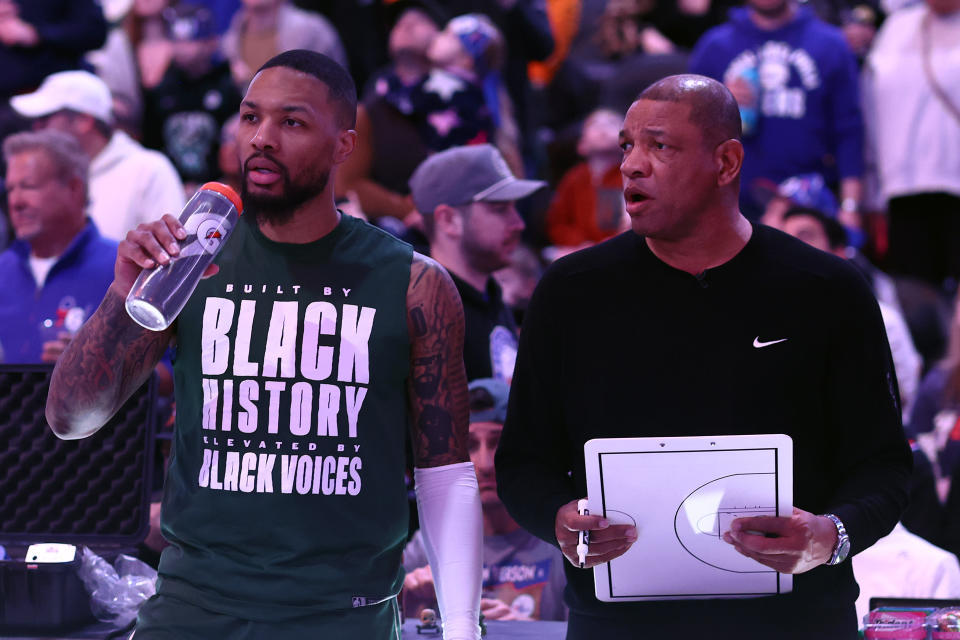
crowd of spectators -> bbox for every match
[0,0,958,623]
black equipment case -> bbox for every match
[0,364,156,634]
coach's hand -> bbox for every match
[555,498,637,569]
[723,507,838,574]
[110,214,219,298]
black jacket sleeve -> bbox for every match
[495,268,575,545]
[822,265,912,556]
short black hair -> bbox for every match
[783,205,848,249]
[257,49,357,129]
[638,74,742,147]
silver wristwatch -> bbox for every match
[823,513,850,565]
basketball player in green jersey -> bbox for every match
[46,50,483,640]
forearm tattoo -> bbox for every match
[407,255,469,467]
[48,288,172,435]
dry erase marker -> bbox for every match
[577,499,590,568]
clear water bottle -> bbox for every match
[125,182,242,331]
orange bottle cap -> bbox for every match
[200,181,243,215]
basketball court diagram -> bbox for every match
[675,472,779,573]
[584,435,792,601]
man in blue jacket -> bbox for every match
[689,0,864,226]
[0,129,115,363]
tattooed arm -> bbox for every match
[46,289,173,439]
[406,252,470,467]
[407,252,482,640]
[46,214,194,439]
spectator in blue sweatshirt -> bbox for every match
[689,0,864,227]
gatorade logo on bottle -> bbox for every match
[182,212,234,257]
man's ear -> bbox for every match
[334,129,358,165]
[433,203,464,238]
[714,139,744,188]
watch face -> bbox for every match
[836,538,851,564]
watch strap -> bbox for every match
[822,513,849,565]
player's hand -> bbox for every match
[402,565,436,603]
[41,331,72,363]
[480,597,523,621]
[555,498,637,569]
[722,507,838,574]
[111,214,218,298]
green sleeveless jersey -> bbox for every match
[157,213,413,621]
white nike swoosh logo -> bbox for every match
[753,337,788,348]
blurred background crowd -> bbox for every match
[0,0,958,624]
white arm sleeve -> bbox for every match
[414,462,483,640]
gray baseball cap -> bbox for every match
[409,144,545,214]
[468,378,510,424]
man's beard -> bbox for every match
[461,234,515,277]
[241,153,330,227]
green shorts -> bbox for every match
[133,593,402,640]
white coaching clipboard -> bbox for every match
[583,434,793,602]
